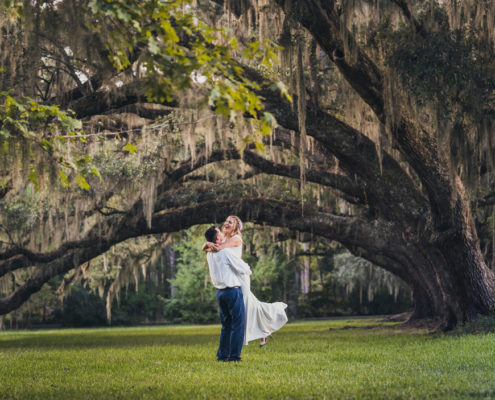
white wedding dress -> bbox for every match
[226,235,288,345]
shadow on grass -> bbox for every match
[0,317,433,351]
[0,327,219,350]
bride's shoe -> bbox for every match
[260,334,274,347]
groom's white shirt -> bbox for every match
[206,248,252,289]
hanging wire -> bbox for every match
[58,114,218,138]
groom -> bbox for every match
[204,226,250,362]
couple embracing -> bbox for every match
[203,216,288,362]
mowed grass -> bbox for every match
[1,318,494,399]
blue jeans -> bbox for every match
[216,287,245,361]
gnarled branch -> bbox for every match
[0,197,400,315]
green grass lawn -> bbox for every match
[0,318,494,399]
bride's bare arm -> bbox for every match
[202,242,215,252]
[213,236,242,251]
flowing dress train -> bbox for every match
[225,236,288,345]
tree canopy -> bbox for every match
[1,0,495,329]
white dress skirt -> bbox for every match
[225,238,288,345]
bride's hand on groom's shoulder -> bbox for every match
[202,242,219,252]
[210,243,221,251]
[208,242,221,252]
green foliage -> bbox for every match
[0,92,100,190]
[294,249,412,318]
[123,143,138,155]
[59,285,107,327]
[111,281,167,325]
[0,183,39,233]
[451,315,495,335]
[375,7,495,119]
[163,228,217,323]
[250,250,292,303]
[390,33,490,115]
[0,0,23,19]
[250,254,279,296]
[332,252,411,310]
[1,320,495,399]
[87,0,283,141]
[1,0,289,195]
[0,278,61,329]
[0,92,81,139]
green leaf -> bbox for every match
[124,143,138,154]
[0,129,11,139]
[215,102,230,118]
[76,174,91,191]
[148,37,160,55]
[208,87,220,106]
[59,170,70,188]
[254,142,265,152]
[116,8,131,21]
[262,112,278,131]
[270,81,293,102]
[91,167,104,182]
[160,19,179,43]
[40,138,53,152]
[229,36,238,50]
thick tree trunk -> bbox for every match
[398,227,495,327]
[343,212,495,328]
[436,236,495,324]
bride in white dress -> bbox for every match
[204,215,288,346]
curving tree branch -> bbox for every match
[390,0,425,35]
[272,0,461,232]
[0,141,362,274]
[65,69,428,225]
[0,197,400,315]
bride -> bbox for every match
[203,215,288,347]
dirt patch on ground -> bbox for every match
[328,314,495,335]
[398,318,444,332]
[328,313,443,334]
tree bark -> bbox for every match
[270,0,495,327]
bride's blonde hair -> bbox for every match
[223,215,243,238]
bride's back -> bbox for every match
[226,234,242,258]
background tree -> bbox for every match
[162,227,217,324]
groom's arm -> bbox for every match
[222,250,252,276]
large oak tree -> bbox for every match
[1,0,495,329]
